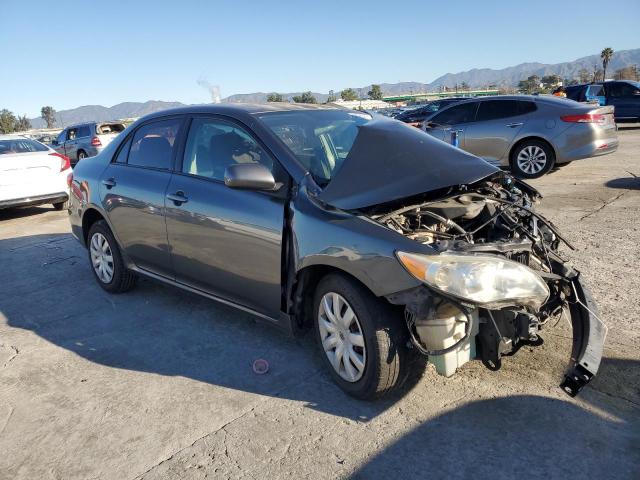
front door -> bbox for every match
[424,101,479,149]
[100,117,184,277]
[64,127,79,163]
[164,116,287,317]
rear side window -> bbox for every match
[518,101,537,114]
[113,136,132,164]
[0,138,49,155]
[127,118,181,169]
[475,100,521,121]
[77,126,91,138]
[97,123,126,135]
[431,102,478,125]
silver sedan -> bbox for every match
[422,95,618,178]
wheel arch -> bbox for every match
[81,207,106,245]
[287,264,382,335]
[509,136,557,165]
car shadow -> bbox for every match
[0,233,425,422]
[605,176,640,190]
[0,205,57,221]
[351,365,640,479]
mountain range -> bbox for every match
[29,48,639,128]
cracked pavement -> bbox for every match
[0,126,639,479]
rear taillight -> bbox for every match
[561,114,605,125]
[91,136,102,147]
[49,152,71,172]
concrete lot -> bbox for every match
[1,127,639,480]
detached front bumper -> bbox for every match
[560,277,607,396]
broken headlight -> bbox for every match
[396,251,550,309]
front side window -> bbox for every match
[431,102,478,125]
[127,118,181,169]
[56,130,67,144]
[259,110,371,184]
[182,117,274,181]
[67,128,77,140]
[608,82,640,97]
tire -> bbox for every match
[510,139,555,179]
[52,199,69,210]
[313,273,417,399]
[77,150,87,161]
[87,220,136,293]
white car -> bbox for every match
[0,136,72,210]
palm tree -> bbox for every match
[601,48,614,81]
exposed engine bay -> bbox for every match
[372,173,606,396]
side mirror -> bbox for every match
[224,163,276,191]
[52,140,58,146]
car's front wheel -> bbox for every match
[87,220,136,293]
[510,140,555,179]
[314,273,417,399]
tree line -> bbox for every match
[517,48,638,94]
[267,84,384,104]
[0,106,57,134]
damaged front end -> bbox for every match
[375,173,606,397]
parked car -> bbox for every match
[566,80,640,122]
[0,136,71,210]
[394,98,468,126]
[53,121,126,165]
[422,95,618,178]
[68,104,604,399]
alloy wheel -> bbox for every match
[90,232,114,283]
[318,292,366,382]
[516,145,547,175]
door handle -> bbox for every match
[166,191,189,205]
[506,122,523,128]
[102,178,116,189]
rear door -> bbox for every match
[99,116,185,278]
[424,101,479,147]
[464,100,530,164]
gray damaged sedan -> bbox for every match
[68,104,605,399]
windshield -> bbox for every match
[259,110,372,185]
[0,138,49,155]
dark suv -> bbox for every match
[566,80,640,122]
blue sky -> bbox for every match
[2,0,639,117]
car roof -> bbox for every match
[139,102,342,121]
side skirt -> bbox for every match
[129,266,294,335]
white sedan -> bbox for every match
[0,136,72,210]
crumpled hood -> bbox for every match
[317,117,499,210]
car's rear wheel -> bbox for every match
[77,150,87,161]
[510,140,555,179]
[313,273,417,399]
[52,199,69,210]
[87,220,136,293]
